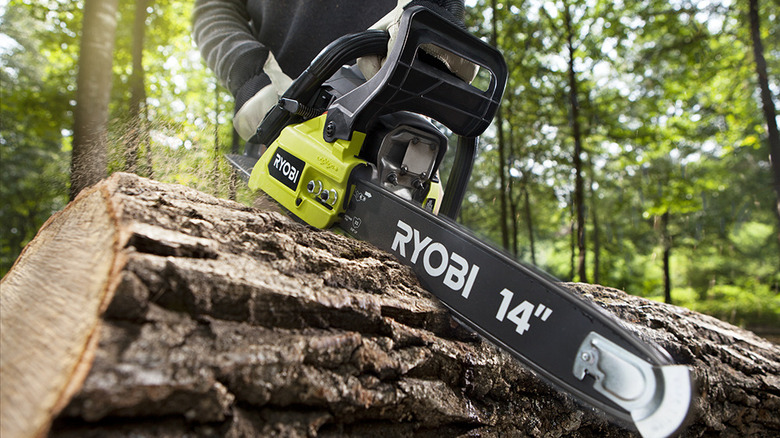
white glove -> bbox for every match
[357,1,479,83]
[233,53,293,141]
[357,0,407,81]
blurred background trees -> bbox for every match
[0,0,777,335]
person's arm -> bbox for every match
[192,0,269,97]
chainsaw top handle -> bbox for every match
[324,6,507,143]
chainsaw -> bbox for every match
[226,6,694,437]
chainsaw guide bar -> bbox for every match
[342,179,692,438]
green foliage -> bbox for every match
[1,1,74,274]
[651,284,780,328]
[461,0,779,331]
[0,0,248,276]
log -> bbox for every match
[1,172,778,438]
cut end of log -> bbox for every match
[1,183,120,438]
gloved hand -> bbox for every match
[357,0,478,83]
[233,53,292,141]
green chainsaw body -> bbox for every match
[249,114,443,229]
[248,115,366,229]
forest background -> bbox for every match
[0,0,778,337]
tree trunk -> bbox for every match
[563,2,587,283]
[589,161,601,285]
[2,173,779,438]
[507,107,520,257]
[660,211,673,304]
[212,83,221,195]
[509,181,519,257]
[522,183,537,266]
[229,128,241,201]
[125,0,150,175]
[747,0,780,259]
[490,0,510,251]
[70,0,120,200]
[569,192,576,280]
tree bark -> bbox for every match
[1,173,779,438]
[70,0,120,200]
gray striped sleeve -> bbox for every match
[192,0,269,95]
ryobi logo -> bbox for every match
[391,220,480,299]
[269,148,305,191]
